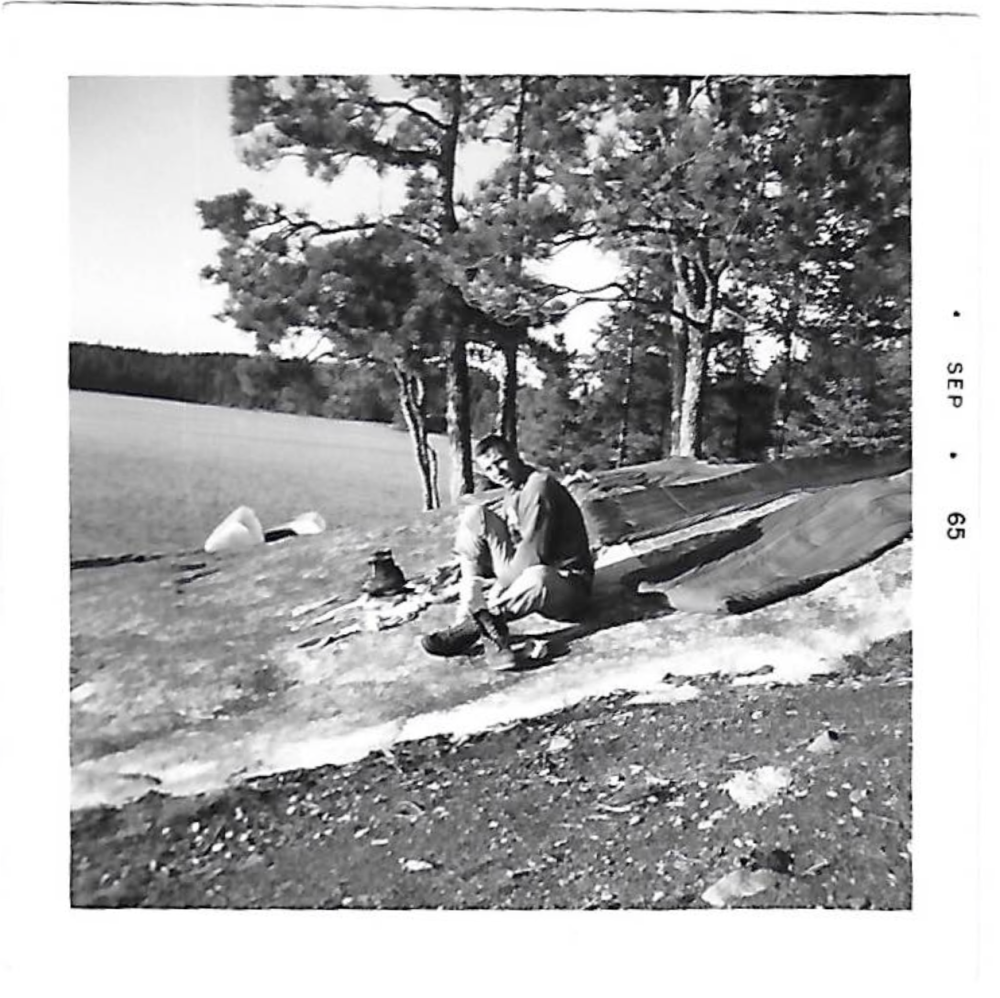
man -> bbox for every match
[422,434,594,661]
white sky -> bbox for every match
[70,76,619,357]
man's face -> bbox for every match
[476,448,519,488]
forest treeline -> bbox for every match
[70,342,397,423]
[192,75,910,510]
[69,341,500,432]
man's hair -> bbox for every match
[474,434,516,459]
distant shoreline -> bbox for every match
[69,341,405,426]
[69,386,405,426]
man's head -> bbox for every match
[474,434,529,489]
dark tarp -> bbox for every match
[474,452,912,616]
[620,470,912,614]
[575,451,911,548]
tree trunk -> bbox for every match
[617,311,637,467]
[677,77,693,112]
[661,269,686,456]
[696,322,715,458]
[499,328,520,448]
[677,320,707,458]
[439,76,475,498]
[393,361,439,511]
[773,301,798,457]
[446,328,474,503]
[668,318,688,456]
[659,379,672,458]
[734,324,748,460]
[494,76,531,450]
[671,237,718,458]
[440,77,463,236]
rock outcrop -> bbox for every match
[70,455,911,811]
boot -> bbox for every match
[422,609,516,662]
[472,609,517,668]
[421,616,482,657]
[363,549,407,596]
[472,609,511,652]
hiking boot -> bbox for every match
[472,609,510,651]
[473,609,517,668]
[363,549,407,597]
[421,616,482,657]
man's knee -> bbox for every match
[495,565,564,619]
[508,566,591,621]
[455,504,487,557]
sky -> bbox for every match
[70,76,619,358]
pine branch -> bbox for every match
[541,279,626,298]
[303,334,335,362]
[368,98,448,131]
[273,211,380,239]
[262,207,439,251]
[549,229,602,251]
[688,77,710,107]
[717,294,751,322]
[541,279,710,332]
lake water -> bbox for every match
[70,391,452,559]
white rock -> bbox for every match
[70,682,99,704]
[204,506,264,554]
[628,683,701,706]
[702,868,778,908]
[807,731,840,755]
[722,766,792,810]
[272,511,326,537]
[401,859,434,873]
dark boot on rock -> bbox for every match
[421,616,483,657]
[473,609,517,668]
[472,609,510,652]
[421,609,515,665]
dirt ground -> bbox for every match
[70,632,911,910]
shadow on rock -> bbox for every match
[528,588,677,654]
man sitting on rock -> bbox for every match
[422,434,594,663]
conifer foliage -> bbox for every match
[196,75,910,507]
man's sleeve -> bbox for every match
[504,475,553,582]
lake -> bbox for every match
[70,391,452,559]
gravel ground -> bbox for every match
[71,633,912,910]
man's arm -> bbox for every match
[499,474,553,585]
